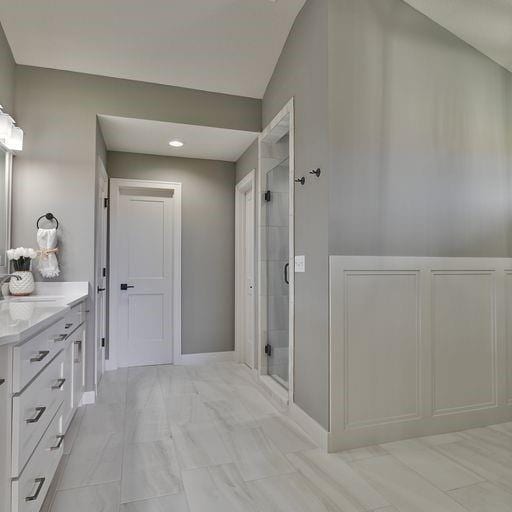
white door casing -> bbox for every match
[94,161,108,388]
[109,179,182,369]
[244,188,255,367]
[235,170,256,369]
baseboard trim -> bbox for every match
[177,351,235,365]
[288,402,329,451]
[79,391,96,406]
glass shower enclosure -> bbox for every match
[260,106,293,390]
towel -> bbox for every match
[37,228,60,278]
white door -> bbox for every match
[236,171,256,369]
[95,167,108,385]
[243,189,255,368]
[116,187,174,367]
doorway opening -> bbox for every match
[108,178,182,368]
[235,170,256,369]
[258,99,294,399]
[94,158,108,388]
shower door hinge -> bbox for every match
[264,344,272,357]
[104,197,109,208]
[102,267,106,277]
[264,190,271,202]
[101,337,106,348]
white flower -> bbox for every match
[7,247,38,260]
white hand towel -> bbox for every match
[37,228,60,278]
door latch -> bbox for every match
[264,344,272,357]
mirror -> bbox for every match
[0,146,11,273]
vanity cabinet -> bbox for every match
[0,299,87,512]
[0,345,11,512]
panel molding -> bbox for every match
[330,256,512,453]
[430,271,498,417]
[342,271,422,429]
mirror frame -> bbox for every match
[0,142,12,274]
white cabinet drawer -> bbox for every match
[11,406,63,512]
[12,352,65,477]
[12,318,69,393]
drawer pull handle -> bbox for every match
[50,435,65,451]
[74,340,82,363]
[52,378,66,390]
[53,334,67,342]
[26,406,46,424]
[65,323,73,329]
[30,350,50,363]
[25,477,45,502]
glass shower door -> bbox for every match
[265,161,289,387]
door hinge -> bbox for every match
[104,197,109,208]
[101,337,106,348]
[102,267,106,277]
[264,344,272,357]
[264,190,271,202]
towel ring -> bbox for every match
[36,213,59,229]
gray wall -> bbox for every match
[0,23,14,114]
[108,151,235,355]
[263,0,330,428]
[262,0,512,430]
[235,140,258,183]
[328,0,512,258]
[12,65,260,390]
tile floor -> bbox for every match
[45,362,512,511]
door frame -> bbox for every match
[235,169,257,368]
[108,178,182,370]
[257,98,295,405]
[94,158,108,389]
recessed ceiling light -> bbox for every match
[169,140,184,147]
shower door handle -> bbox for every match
[284,263,289,285]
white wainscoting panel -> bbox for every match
[330,256,512,452]
[505,271,512,405]
[431,272,496,416]
[344,272,421,428]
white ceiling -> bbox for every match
[403,0,512,72]
[0,0,305,98]
[98,115,259,162]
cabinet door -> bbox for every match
[62,341,74,431]
[0,345,12,512]
[72,326,85,408]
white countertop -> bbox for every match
[0,282,89,346]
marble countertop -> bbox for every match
[0,282,89,346]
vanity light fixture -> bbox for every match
[0,106,23,151]
[169,140,184,148]
[0,111,13,143]
[6,126,24,151]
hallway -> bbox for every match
[46,363,512,511]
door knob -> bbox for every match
[120,283,135,290]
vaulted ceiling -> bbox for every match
[0,0,305,98]
[2,0,512,101]
[403,0,512,72]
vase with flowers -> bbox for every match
[6,247,37,296]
